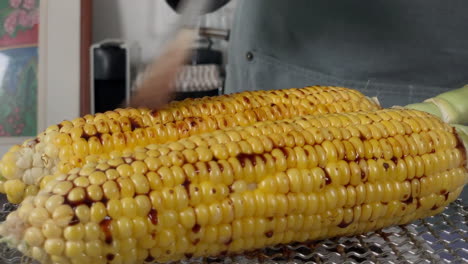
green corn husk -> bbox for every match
[406,85,468,125]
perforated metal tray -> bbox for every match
[0,197,466,264]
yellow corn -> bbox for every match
[0,86,380,203]
[1,108,466,264]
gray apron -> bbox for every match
[225,0,468,108]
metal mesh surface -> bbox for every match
[0,199,466,264]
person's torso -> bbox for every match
[225,0,468,107]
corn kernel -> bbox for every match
[89,171,107,185]
[132,174,150,194]
[121,197,137,218]
[44,238,65,256]
[24,227,45,247]
[68,187,86,204]
[102,181,120,200]
[135,195,152,216]
[84,222,101,241]
[64,224,84,241]
[87,184,104,201]
[90,202,106,223]
[65,240,85,257]
[118,178,135,198]
[53,181,73,196]
[29,207,50,227]
[85,240,102,257]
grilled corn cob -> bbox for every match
[0,86,380,204]
[0,108,466,264]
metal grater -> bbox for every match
[0,196,466,264]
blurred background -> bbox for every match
[93,0,238,108]
[0,0,238,155]
[94,0,237,69]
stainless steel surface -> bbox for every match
[0,196,466,264]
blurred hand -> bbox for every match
[128,29,195,109]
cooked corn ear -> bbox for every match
[1,108,466,264]
[0,86,380,203]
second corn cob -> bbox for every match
[0,86,380,204]
[0,108,466,264]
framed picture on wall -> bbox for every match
[0,0,92,156]
[0,0,41,147]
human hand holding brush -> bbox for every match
[128,0,229,110]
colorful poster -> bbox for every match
[0,0,39,137]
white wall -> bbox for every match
[0,0,81,156]
[41,0,81,127]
